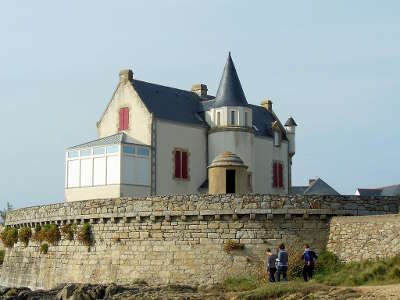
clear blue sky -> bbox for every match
[1,1,399,208]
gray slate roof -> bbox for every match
[213,53,248,108]
[131,79,206,126]
[67,132,144,150]
[292,178,340,196]
[357,185,400,197]
[356,189,382,197]
[123,53,287,139]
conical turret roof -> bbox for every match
[214,53,248,108]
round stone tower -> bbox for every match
[208,151,248,194]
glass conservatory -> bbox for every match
[65,133,151,201]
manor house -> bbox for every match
[65,53,297,202]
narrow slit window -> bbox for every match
[231,111,235,125]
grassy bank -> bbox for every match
[223,252,400,299]
[314,251,400,286]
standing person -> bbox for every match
[302,243,318,281]
[265,248,277,283]
[276,243,288,282]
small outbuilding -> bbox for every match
[208,151,248,194]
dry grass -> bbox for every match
[224,239,245,253]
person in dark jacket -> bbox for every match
[265,248,277,282]
[276,243,288,282]
[302,243,318,281]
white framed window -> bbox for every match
[230,110,236,125]
[217,111,221,126]
[273,131,281,147]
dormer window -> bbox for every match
[273,131,281,147]
[230,110,236,125]
[119,107,129,131]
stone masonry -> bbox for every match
[327,214,400,262]
[0,194,398,289]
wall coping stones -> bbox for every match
[5,194,399,227]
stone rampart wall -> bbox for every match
[0,194,398,289]
[327,214,400,262]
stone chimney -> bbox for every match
[261,99,273,111]
[119,69,133,84]
[309,178,316,186]
[191,84,208,98]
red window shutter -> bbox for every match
[175,151,181,178]
[273,162,278,188]
[278,163,283,188]
[182,151,188,179]
[118,108,124,131]
[123,107,129,130]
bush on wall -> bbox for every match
[61,224,75,241]
[0,250,5,265]
[1,227,18,248]
[40,224,60,245]
[41,243,49,254]
[78,223,92,246]
[32,224,42,242]
[18,227,32,247]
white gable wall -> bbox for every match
[97,81,152,145]
[155,119,207,195]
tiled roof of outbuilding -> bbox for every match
[356,185,400,196]
[291,178,340,196]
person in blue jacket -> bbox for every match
[302,243,318,281]
[276,243,288,282]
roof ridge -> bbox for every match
[66,132,125,150]
[131,79,197,95]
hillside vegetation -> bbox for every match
[223,251,400,299]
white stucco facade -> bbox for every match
[155,119,207,195]
[64,55,297,201]
[97,75,152,146]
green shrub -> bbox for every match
[40,224,60,245]
[18,227,32,247]
[1,227,18,248]
[61,224,75,241]
[223,276,258,292]
[32,224,42,242]
[41,243,49,254]
[78,223,92,246]
[314,250,342,275]
[0,249,5,265]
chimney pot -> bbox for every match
[261,99,273,111]
[119,69,133,83]
[191,84,208,98]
